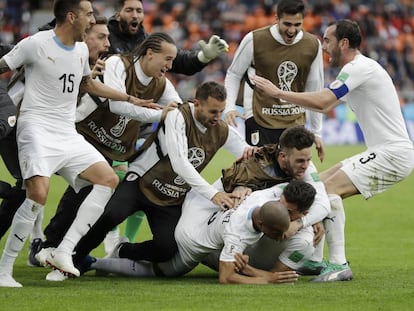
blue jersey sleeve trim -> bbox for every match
[328,83,349,99]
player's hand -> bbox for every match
[238,146,258,161]
[231,186,252,206]
[314,136,325,163]
[198,35,229,63]
[269,271,299,284]
[312,222,325,246]
[91,59,105,79]
[233,253,249,273]
[128,96,163,110]
[224,110,245,128]
[161,102,178,120]
[283,219,302,239]
[211,192,238,210]
[251,75,281,98]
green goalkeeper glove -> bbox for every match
[198,35,229,63]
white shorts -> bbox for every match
[340,144,414,199]
[174,189,218,267]
[17,120,106,192]
[244,227,314,270]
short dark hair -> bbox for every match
[279,126,314,152]
[85,16,107,35]
[94,15,108,26]
[276,0,305,19]
[53,0,82,24]
[115,0,142,11]
[334,19,362,49]
[195,81,227,103]
[282,180,316,213]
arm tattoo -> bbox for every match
[0,59,11,74]
[81,75,91,86]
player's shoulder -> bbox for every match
[32,29,55,43]
[75,41,88,52]
[16,29,51,49]
[341,54,378,80]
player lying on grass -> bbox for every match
[89,180,315,284]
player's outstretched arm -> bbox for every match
[80,75,156,108]
[219,260,298,285]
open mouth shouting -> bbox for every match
[128,20,140,33]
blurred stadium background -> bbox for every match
[1,0,414,144]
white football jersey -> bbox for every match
[176,185,286,265]
[4,29,90,127]
[329,54,411,149]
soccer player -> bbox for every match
[223,0,324,161]
[47,81,255,280]
[252,19,414,281]
[35,28,181,267]
[0,0,150,288]
[40,0,228,247]
[202,126,329,273]
[41,31,181,280]
[90,181,314,284]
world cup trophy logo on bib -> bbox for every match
[110,116,131,137]
[277,61,298,103]
[174,147,205,185]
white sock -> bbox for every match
[103,227,120,255]
[310,234,325,262]
[324,194,347,265]
[92,258,155,277]
[30,208,45,241]
[0,199,43,274]
[57,184,113,255]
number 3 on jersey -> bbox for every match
[359,152,376,164]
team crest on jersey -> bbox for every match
[251,131,259,146]
[8,116,16,127]
[126,173,138,181]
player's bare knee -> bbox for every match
[26,189,48,205]
[96,172,119,189]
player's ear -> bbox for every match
[115,12,121,22]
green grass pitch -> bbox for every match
[0,144,414,310]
